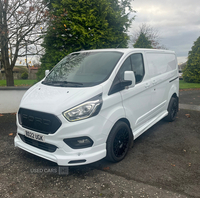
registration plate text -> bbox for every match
[25,131,45,142]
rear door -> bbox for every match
[146,52,177,115]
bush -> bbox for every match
[21,72,28,79]
[183,36,200,83]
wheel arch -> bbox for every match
[167,83,179,109]
[168,92,179,111]
[106,118,134,146]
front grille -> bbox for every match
[18,108,62,135]
[18,134,57,153]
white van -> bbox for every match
[14,48,179,165]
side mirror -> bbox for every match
[124,71,135,88]
[108,80,132,95]
[120,80,132,87]
[45,70,49,77]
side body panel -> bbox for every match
[119,50,179,139]
[146,52,179,114]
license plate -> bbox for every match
[25,130,45,142]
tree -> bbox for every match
[132,24,166,49]
[183,36,200,83]
[133,32,152,48]
[37,0,134,80]
[0,0,48,86]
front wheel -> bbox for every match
[164,97,178,122]
[106,121,132,162]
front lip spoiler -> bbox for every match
[14,135,106,166]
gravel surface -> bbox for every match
[0,90,200,198]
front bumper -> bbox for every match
[15,113,112,166]
[14,134,106,166]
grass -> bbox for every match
[0,79,37,86]
[179,80,200,89]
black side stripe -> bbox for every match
[169,77,179,83]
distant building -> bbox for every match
[178,62,187,71]
[0,64,40,80]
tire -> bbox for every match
[106,121,132,162]
[164,97,178,122]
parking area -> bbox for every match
[0,90,200,198]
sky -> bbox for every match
[16,0,200,66]
[128,0,200,64]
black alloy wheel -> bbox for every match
[164,97,178,122]
[106,121,132,162]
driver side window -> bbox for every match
[131,53,145,83]
[117,57,132,81]
[117,54,144,83]
[108,54,145,95]
[108,57,132,95]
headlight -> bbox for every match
[63,94,102,122]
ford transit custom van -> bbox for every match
[14,48,179,165]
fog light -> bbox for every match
[63,136,93,149]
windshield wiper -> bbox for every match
[59,81,83,85]
[42,80,83,86]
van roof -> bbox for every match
[77,48,175,54]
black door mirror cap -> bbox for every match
[120,80,132,87]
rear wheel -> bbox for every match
[164,97,178,122]
[106,121,132,162]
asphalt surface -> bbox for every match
[0,90,200,198]
[179,89,200,106]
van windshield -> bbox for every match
[42,51,123,87]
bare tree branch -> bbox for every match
[132,23,167,49]
[0,0,49,86]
